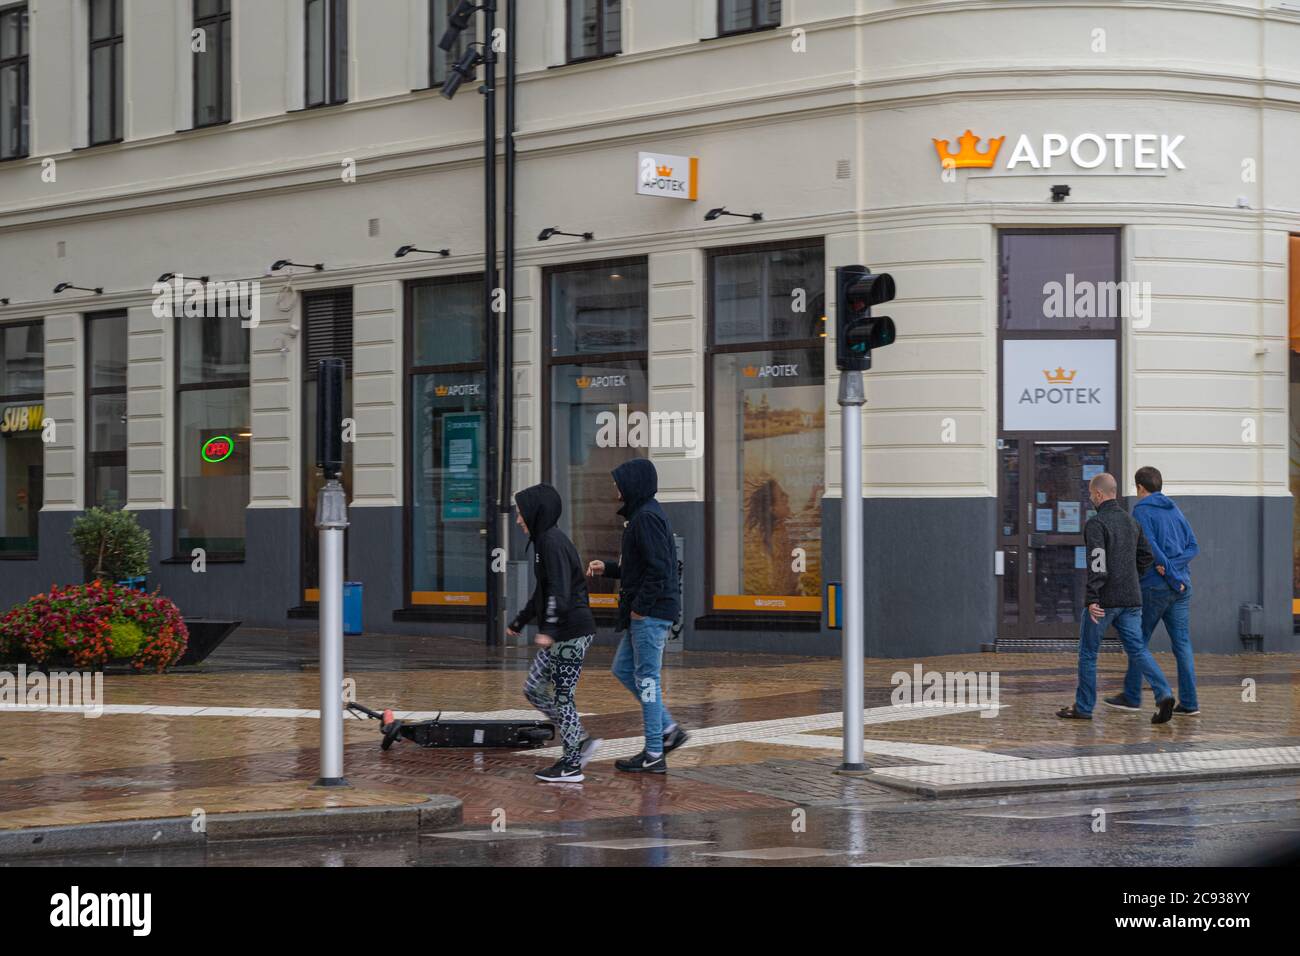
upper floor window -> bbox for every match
[430,0,470,87]
[566,0,620,63]
[305,0,347,108]
[194,0,232,127]
[88,0,123,145]
[719,0,780,37]
[0,3,29,160]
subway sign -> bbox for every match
[0,404,43,434]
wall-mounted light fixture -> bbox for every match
[537,227,594,242]
[704,207,763,223]
[157,272,211,284]
[270,260,324,273]
[1050,184,1071,203]
[53,282,104,295]
[395,245,451,258]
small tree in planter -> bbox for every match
[71,507,151,583]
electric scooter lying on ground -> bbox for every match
[347,701,555,750]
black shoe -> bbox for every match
[1152,697,1176,725]
[577,736,603,768]
[535,759,584,783]
[1103,695,1140,712]
[1173,704,1201,716]
[614,750,667,773]
[1055,705,1092,720]
[662,726,689,753]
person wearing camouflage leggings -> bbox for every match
[523,633,594,763]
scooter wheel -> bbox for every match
[381,720,404,751]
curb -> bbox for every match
[866,762,1300,799]
[0,794,462,860]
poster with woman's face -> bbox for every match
[741,385,824,596]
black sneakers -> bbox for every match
[662,725,689,753]
[535,759,584,783]
[614,750,667,773]
[1152,697,1176,725]
[1103,695,1140,712]
[1173,704,1201,716]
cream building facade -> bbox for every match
[0,0,1296,654]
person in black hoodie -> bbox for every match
[586,458,688,773]
[507,483,602,783]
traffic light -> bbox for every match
[835,265,896,371]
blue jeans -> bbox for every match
[612,616,675,753]
[1123,584,1197,710]
[1075,606,1172,715]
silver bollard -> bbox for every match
[838,370,866,772]
[314,485,350,787]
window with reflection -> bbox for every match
[0,320,43,555]
[407,275,487,608]
[176,310,249,557]
[709,241,825,613]
[86,311,127,509]
[546,260,647,608]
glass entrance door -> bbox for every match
[999,441,1110,640]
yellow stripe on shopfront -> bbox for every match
[713,594,822,613]
[589,594,618,609]
[411,591,487,607]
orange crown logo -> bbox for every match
[742,366,758,378]
[435,385,449,397]
[656,164,673,177]
[932,129,1005,170]
[1043,367,1077,384]
[576,377,591,389]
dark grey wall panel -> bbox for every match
[823,495,999,659]
[1163,495,1294,653]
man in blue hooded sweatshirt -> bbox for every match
[1104,466,1200,716]
[586,458,688,773]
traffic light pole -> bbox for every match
[838,369,866,772]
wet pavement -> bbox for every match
[1,627,1298,865]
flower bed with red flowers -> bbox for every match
[0,580,188,672]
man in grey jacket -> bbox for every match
[1057,473,1175,725]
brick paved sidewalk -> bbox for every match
[0,628,1295,830]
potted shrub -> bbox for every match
[0,580,188,672]
[71,507,151,585]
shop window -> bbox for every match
[85,311,127,509]
[176,308,249,558]
[193,0,232,127]
[305,0,347,108]
[407,276,487,608]
[719,0,780,37]
[545,259,647,609]
[566,0,620,63]
[0,3,30,160]
[302,288,353,603]
[88,0,123,145]
[708,241,825,613]
[0,320,43,555]
[999,230,1121,331]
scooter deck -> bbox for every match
[347,702,555,750]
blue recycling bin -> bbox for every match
[343,582,364,635]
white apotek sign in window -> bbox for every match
[1002,339,1116,431]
